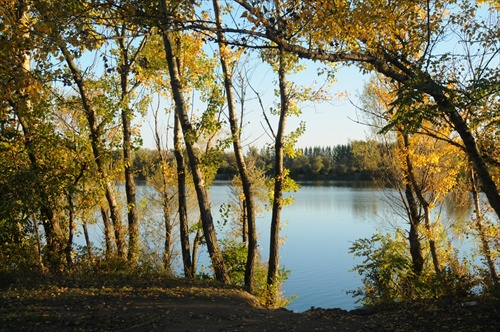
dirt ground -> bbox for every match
[1,276,499,331]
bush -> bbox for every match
[219,238,293,307]
[349,230,479,307]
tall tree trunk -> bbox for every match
[403,134,441,275]
[122,103,139,264]
[173,113,193,278]
[398,133,424,276]
[82,219,93,261]
[162,203,173,271]
[158,21,230,284]
[60,45,127,260]
[65,194,75,269]
[115,26,149,265]
[404,183,424,276]
[267,47,288,301]
[192,226,203,276]
[212,0,257,293]
[152,105,175,272]
[31,213,45,273]
[9,2,65,270]
[470,168,499,285]
[100,206,115,258]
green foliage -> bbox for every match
[219,238,293,308]
[0,225,43,284]
[349,230,479,307]
[349,231,413,306]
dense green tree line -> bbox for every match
[139,140,385,182]
[134,140,385,182]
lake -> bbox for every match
[78,181,411,312]
[207,181,403,312]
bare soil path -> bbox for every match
[1,276,498,331]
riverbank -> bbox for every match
[1,275,498,331]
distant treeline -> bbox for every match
[133,140,385,182]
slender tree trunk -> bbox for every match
[159,21,230,284]
[122,103,139,264]
[470,168,499,284]
[115,27,148,265]
[241,200,248,244]
[60,45,127,260]
[267,47,289,300]
[173,113,193,278]
[192,226,203,276]
[403,134,441,275]
[65,194,75,268]
[212,0,257,293]
[162,203,173,271]
[423,206,441,275]
[9,2,65,271]
[398,133,424,276]
[82,219,93,261]
[31,213,45,273]
[100,206,114,258]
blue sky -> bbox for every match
[140,58,370,151]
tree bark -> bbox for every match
[267,47,288,300]
[115,26,149,265]
[403,135,441,275]
[398,133,424,276]
[9,2,65,270]
[470,168,499,285]
[158,14,230,284]
[212,0,257,293]
[100,206,115,258]
[60,45,127,260]
[173,113,194,278]
[82,218,93,261]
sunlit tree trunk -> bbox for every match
[60,45,127,260]
[9,1,65,270]
[403,134,441,276]
[115,26,150,265]
[31,213,45,273]
[100,206,115,258]
[159,18,230,283]
[82,218,93,261]
[192,226,203,276]
[173,113,194,278]
[267,46,289,301]
[212,0,257,293]
[470,168,499,285]
[398,133,424,276]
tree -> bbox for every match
[1,0,68,270]
[234,0,500,223]
[158,0,230,284]
[111,23,151,265]
[361,74,468,278]
[212,0,258,293]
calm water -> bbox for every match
[78,181,406,312]
[208,181,401,312]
